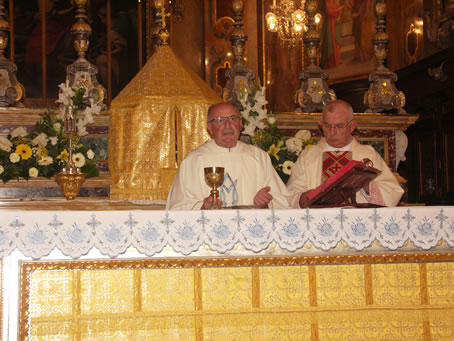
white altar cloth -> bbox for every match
[1,206,453,259]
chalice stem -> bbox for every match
[211,186,220,209]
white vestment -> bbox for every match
[286,138,404,207]
[166,140,291,210]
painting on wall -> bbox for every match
[319,0,377,83]
[10,0,140,102]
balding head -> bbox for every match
[322,99,354,121]
[319,99,357,148]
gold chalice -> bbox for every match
[204,167,225,209]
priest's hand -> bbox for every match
[201,195,222,209]
[298,191,310,208]
[254,186,272,208]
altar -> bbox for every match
[2,201,454,340]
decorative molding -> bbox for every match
[18,252,454,271]
[0,108,110,129]
[276,112,419,131]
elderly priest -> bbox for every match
[287,100,404,208]
[166,102,291,210]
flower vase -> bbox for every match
[55,172,87,200]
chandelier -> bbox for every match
[265,0,307,47]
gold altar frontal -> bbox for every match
[19,255,454,340]
[2,200,453,340]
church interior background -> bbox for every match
[0,0,454,339]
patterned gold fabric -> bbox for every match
[109,45,221,200]
[24,261,454,340]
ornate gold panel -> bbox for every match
[18,254,454,340]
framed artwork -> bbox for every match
[11,0,140,102]
[319,0,377,83]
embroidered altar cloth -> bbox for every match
[1,206,453,259]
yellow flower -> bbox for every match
[36,146,48,158]
[267,140,284,160]
[57,149,69,162]
[15,144,32,160]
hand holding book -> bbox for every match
[303,158,382,207]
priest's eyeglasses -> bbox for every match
[209,116,241,124]
[321,120,352,130]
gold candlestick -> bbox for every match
[55,105,87,200]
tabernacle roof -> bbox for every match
[109,45,221,200]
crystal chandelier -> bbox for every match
[265,0,307,47]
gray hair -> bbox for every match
[322,99,354,121]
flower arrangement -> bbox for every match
[240,85,313,183]
[0,83,101,183]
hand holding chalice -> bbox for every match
[204,167,224,209]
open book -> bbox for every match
[306,159,382,207]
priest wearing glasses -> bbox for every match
[166,102,291,210]
[287,99,404,208]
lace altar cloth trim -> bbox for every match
[0,206,453,259]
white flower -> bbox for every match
[10,126,28,138]
[254,91,268,107]
[253,105,268,119]
[38,156,53,166]
[0,165,3,174]
[256,120,266,130]
[29,167,39,178]
[86,149,95,160]
[31,133,49,147]
[53,122,62,133]
[76,121,88,136]
[242,123,257,137]
[72,152,86,168]
[239,93,248,107]
[268,117,276,125]
[9,152,20,163]
[80,98,102,122]
[50,136,58,146]
[56,83,102,137]
[286,137,303,154]
[282,160,294,175]
[56,82,76,106]
[0,136,12,152]
[295,129,311,141]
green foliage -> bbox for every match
[0,111,99,184]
